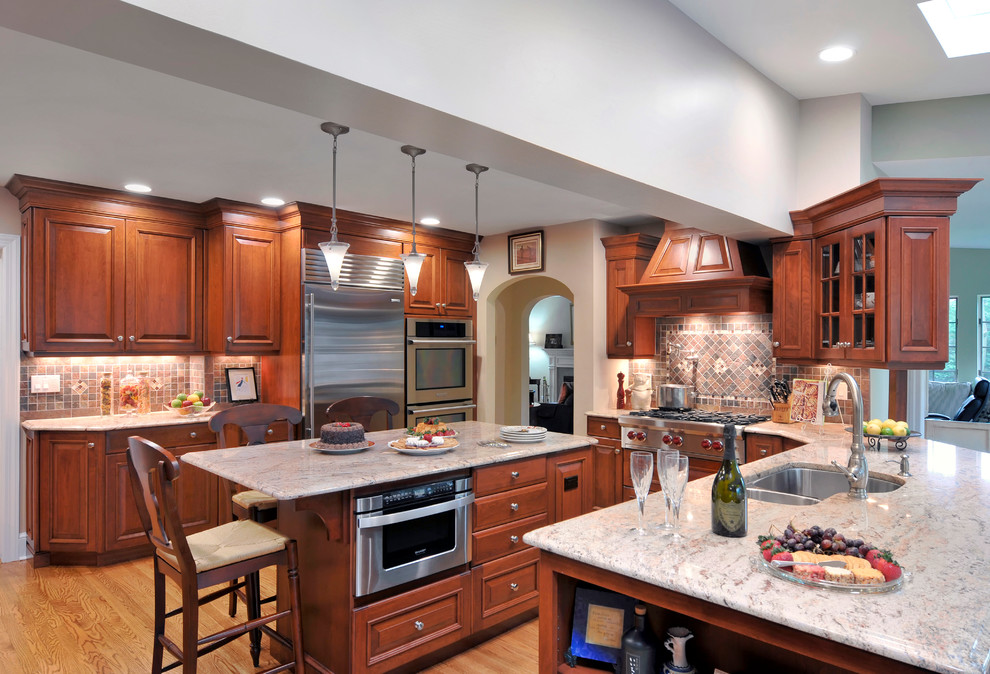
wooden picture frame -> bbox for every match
[545,333,563,349]
[508,230,545,274]
[225,366,259,403]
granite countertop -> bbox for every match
[22,409,219,431]
[524,427,990,673]
[181,421,598,500]
[585,409,628,420]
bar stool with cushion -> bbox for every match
[127,435,305,673]
[326,396,400,431]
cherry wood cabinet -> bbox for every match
[586,416,623,509]
[777,178,979,369]
[601,234,661,358]
[744,432,805,463]
[26,423,219,567]
[402,243,473,317]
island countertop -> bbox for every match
[181,421,597,500]
[524,426,990,673]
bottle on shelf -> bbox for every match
[711,423,747,537]
[620,603,656,674]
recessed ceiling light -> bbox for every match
[420,217,440,226]
[818,46,855,62]
[919,0,990,58]
[261,197,285,207]
[124,183,152,193]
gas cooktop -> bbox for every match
[625,409,769,426]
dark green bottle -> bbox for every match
[620,603,656,674]
[711,423,747,537]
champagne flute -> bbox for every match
[629,451,654,535]
[656,449,679,531]
[665,455,690,538]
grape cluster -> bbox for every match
[769,524,874,558]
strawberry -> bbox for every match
[876,558,902,582]
[760,539,775,551]
[424,433,434,442]
[865,549,884,567]
[770,550,792,564]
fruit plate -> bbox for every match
[389,438,459,455]
[405,429,458,438]
[310,440,374,455]
[164,402,215,416]
[845,427,921,450]
[753,556,905,594]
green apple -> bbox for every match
[193,390,205,399]
[192,401,204,408]
[176,392,188,401]
[170,398,182,408]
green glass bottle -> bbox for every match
[711,423,747,537]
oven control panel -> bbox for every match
[356,476,473,514]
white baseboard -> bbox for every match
[18,532,29,561]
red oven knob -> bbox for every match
[700,439,711,450]
[662,434,672,445]
[670,435,683,447]
[627,431,636,440]
[712,440,724,452]
[636,431,646,441]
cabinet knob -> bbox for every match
[129,335,135,342]
[510,535,519,544]
[435,303,441,308]
[227,336,233,343]
[414,620,424,631]
[626,341,632,346]
[614,447,620,455]
[510,502,519,511]
[267,429,273,435]
[600,424,606,431]
[87,442,95,449]
[441,303,446,308]
[509,582,519,591]
[510,471,520,479]
[190,432,197,439]
[772,341,780,348]
[117,335,123,342]
[760,449,768,456]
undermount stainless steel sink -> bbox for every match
[748,466,903,505]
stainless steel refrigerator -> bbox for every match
[301,250,405,437]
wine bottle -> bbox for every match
[620,603,656,674]
[711,422,747,537]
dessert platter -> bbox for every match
[389,434,459,456]
[406,418,457,438]
[499,425,547,443]
[311,422,374,454]
[755,522,905,594]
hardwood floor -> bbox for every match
[0,558,538,673]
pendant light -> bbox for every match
[400,145,427,295]
[318,122,350,290]
[464,163,489,301]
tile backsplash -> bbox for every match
[628,314,870,420]
[20,355,262,418]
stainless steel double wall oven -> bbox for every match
[405,318,476,425]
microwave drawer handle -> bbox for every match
[407,403,478,415]
[407,338,477,345]
[356,493,475,529]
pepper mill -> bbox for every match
[616,372,626,409]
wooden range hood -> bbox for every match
[617,225,771,357]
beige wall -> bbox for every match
[0,192,19,236]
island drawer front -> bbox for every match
[587,417,620,438]
[353,571,472,674]
[474,456,547,497]
[472,547,540,632]
[472,483,548,530]
[471,513,547,565]
[106,423,215,454]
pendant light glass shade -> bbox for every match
[319,122,350,290]
[401,145,427,295]
[464,163,489,301]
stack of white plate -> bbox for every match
[499,425,548,443]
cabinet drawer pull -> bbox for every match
[509,582,519,591]
[190,432,197,439]
[414,620,424,631]
[87,442,95,449]
[129,335,135,342]
[510,502,519,511]
[510,535,519,544]
[117,335,123,341]
[510,471,520,479]
[227,336,233,343]
[760,449,768,456]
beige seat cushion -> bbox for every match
[157,520,288,573]
[232,489,277,511]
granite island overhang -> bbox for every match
[524,422,990,674]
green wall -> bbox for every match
[949,248,990,382]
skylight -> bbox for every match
[918,0,990,57]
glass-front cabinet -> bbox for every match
[813,219,884,362]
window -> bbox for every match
[981,296,990,379]
[931,296,958,382]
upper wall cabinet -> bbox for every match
[775,178,980,368]
[601,234,660,358]
[403,244,473,317]
[9,177,204,355]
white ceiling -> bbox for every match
[1,0,988,243]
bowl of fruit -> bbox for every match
[165,391,214,416]
[846,418,920,449]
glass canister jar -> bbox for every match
[119,371,146,415]
[99,372,113,416]
[136,371,151,414]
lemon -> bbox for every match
[894,420,909,429]
[866,422,882,435]
[187,393,200,403]
[892,426,908,437]
[882,418,897,429]
[869,418,882,427]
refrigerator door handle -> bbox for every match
[305,292,315,438]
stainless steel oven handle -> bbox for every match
[407,403,478,415]
[356,492,475,529]
[407,338,477,345]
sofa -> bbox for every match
[925,378,990,451]
[530,382,573,434]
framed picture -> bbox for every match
[569,587,637,666]
[508,230,545,274]
[225,366,259,403]
[545,333,563,349]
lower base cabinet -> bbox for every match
[471,547,541,633]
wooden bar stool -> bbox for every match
[127,436,306,673]
[326,396,400,431]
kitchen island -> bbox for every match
[524,423,990,674]
[182,421,598,673]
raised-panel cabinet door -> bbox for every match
[548,448,593,523]
[170,443,219,534]
[403,243,440,315]
[20,212,31,350]
[104,452,149,551]
[38,210,125,352]
[225,227,280,352]
[440,248,473,316]
[771,240,813,361]
[125,221,203,352]
[39,432,100,552]
[592,438,621,509]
